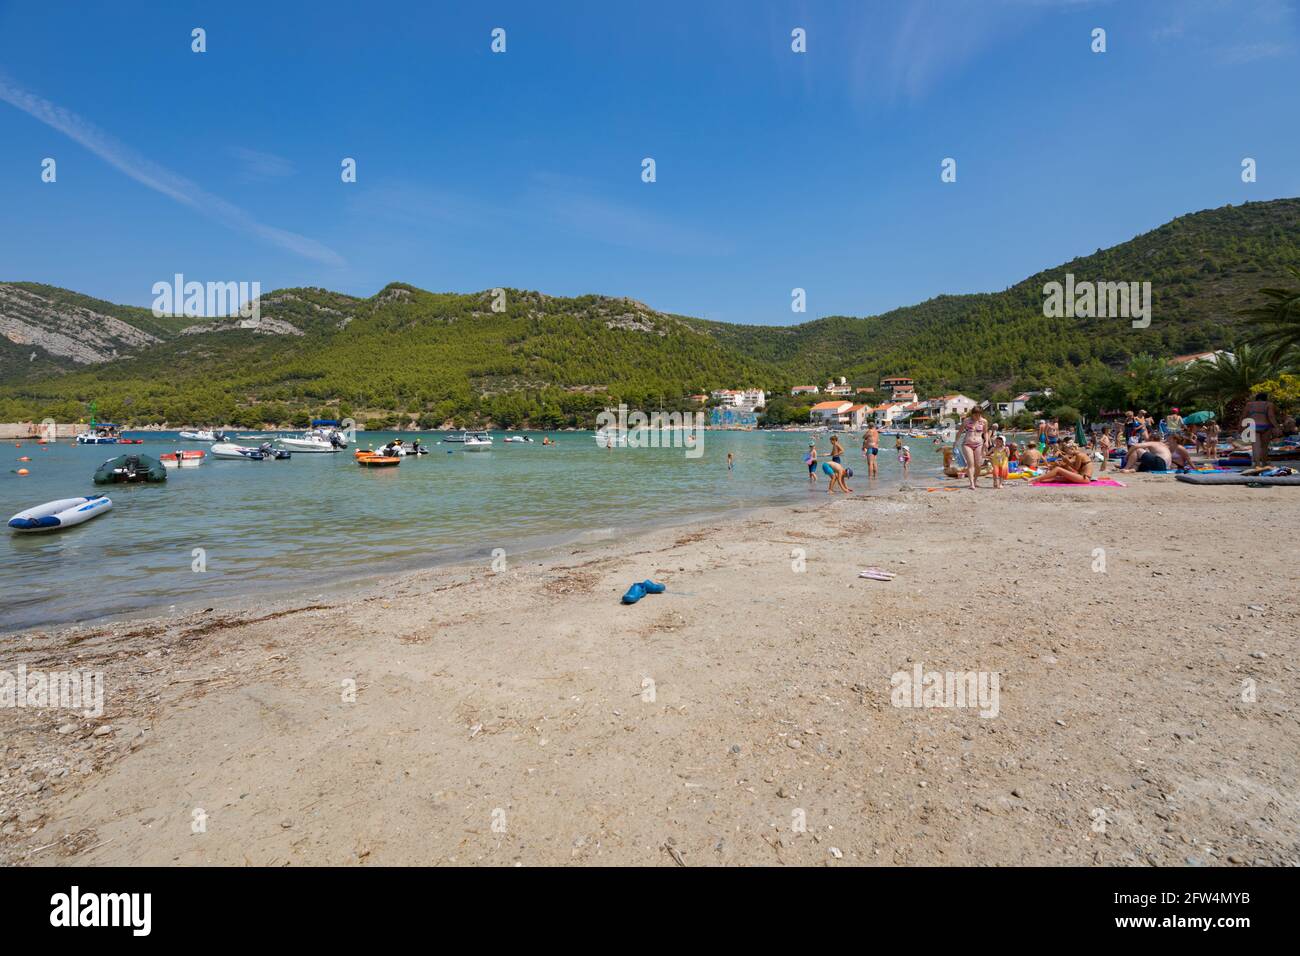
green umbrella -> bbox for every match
[1182,411,1215,425]
[1075,420,1087,446]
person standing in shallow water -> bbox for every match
[863,423,880,477]
[829,434,844,464]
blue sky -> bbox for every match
[1,0,1297,325]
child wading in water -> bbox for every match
[822,459,853,493]
[898,442,911,478]
[805,442,818,484]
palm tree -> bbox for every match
[1172,344,1284,425]
[1239,267,1300,361]
[1123,353,1173,410]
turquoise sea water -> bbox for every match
[0,430,943,633]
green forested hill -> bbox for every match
[687,198,1300,396]
[1,199,1297,428]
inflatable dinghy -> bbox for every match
[1176,472,1300,486]
[93,454,167,484]
[9,494,112,532]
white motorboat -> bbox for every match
[276,420,347,453]
[179,429,225,442]
[75,421,120,444]
[210,442,267,461]
[276,431,345,453]
[160,450,206,468]
[9,495,112,532]
[462,432,493,451]
[594,430,628,448]
[503,435,534,443]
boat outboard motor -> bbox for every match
[330,431,345,448]
[259,442,274,455]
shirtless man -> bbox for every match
[863,423,880,477]
[1019,445,1043,470]
[1121,439,1192,472]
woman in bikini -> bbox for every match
[1242,392,1280,466]
[1032,441,1093,484]
[955,407,990,489]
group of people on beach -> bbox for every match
[801,391,1295,493]
[944,407,1088,488]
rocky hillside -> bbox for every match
[2,198,1297,427]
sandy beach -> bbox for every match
[2,475,1296,867]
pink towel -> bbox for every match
[1032,478,1126,487]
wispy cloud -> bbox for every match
[848,0,1112,104]
[0,77,343,267]
[347,175,733,258]
[1149,0,1296,63]
[229,146,296,181]
[525,173,735,258]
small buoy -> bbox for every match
[17,468,30,476]
[18,456,31,461]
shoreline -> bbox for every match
[3,477,1296,866]
[2,461,930,637]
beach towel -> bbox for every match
[1176,473,1300,486]
[1031,478,1126,487]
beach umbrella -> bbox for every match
[1182,410,1215,425]
[1075,420,1087,446]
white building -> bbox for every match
[934,394,977,419]
[810,401,853,426]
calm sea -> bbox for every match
[1,429,943,633]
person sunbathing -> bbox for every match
[1121,439,1192,472]
[1032,442,1093,484]
[1019,446,1043,470]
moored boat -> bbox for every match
[160,450,206,468]
[356,452,400,467]
[93,454,167,484]
[9,495,113,532]
[463,432,493,451]
[75,421,121,444]
[179,429,226,442]
[276,420,347,453]
[210,442,267,461]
